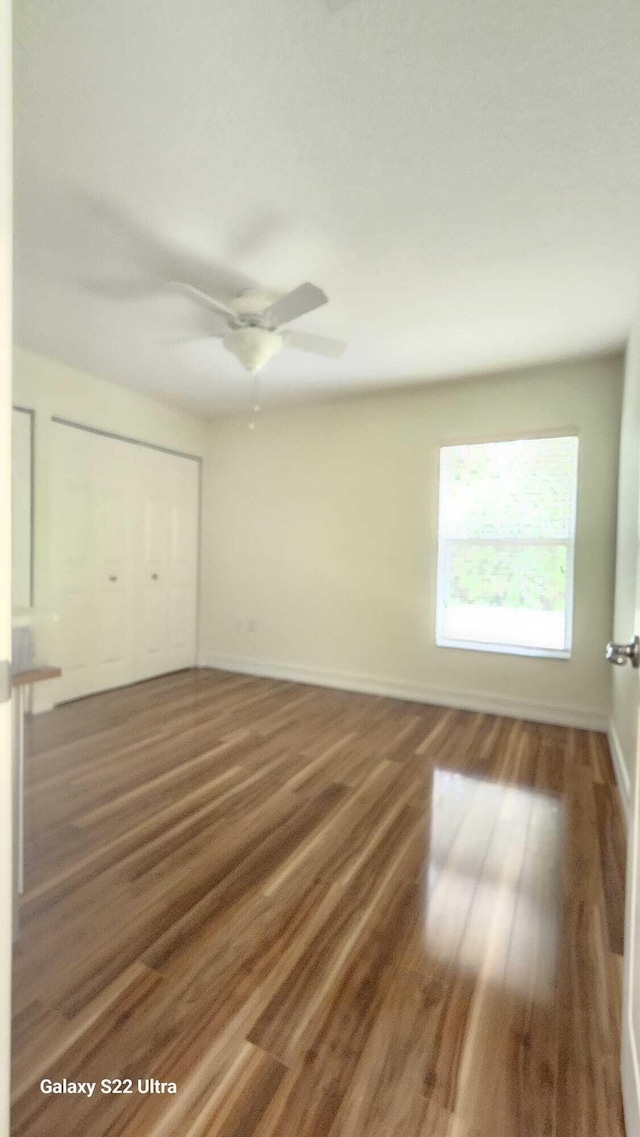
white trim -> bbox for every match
[198,651,608,731]
[436,436,579,661]
[50,415,202,464]
[436,636,571,661]
[607,717,632,827]
[622,691,640,1137]
[623,1014,640,1137]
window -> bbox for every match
[436,435,579,658]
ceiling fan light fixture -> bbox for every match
[223,326,284,373]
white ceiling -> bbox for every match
[14,0,640,416]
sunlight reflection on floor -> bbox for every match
[424,768,563,1004]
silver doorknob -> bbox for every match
[605,635,640,668]
[109,575,118,582]
[151,573,159,581]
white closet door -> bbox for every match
[92,433,137,690]
[133,447,199,682]
[52,425,199,701]
[52,425,136,701]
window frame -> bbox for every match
[435,434,579,661]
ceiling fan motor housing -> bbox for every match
[231,289,279,322]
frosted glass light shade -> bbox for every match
[223,326,284,373]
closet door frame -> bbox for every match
[51,417,202,690]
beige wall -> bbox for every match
[12,348,208,707]
[200,355,622,729]
[611,321,640,811]
[14,345,207,452]
[13,347,624,732]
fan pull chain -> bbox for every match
[248,371,261,431]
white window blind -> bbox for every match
[436,436,579,658]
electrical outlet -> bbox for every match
[248,618,257,634]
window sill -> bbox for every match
[436,637,572,661]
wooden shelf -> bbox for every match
[12,666,61,688]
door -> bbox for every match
[0,0,13,1122]
[51,424,136,701]
[610,575,640,1133]
[133,446,199,682]
[52,425,200,700]
[621,616,640,1136]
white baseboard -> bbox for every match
[198,651,609,732]
[607,718,632,827]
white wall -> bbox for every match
[610,319,640,816]
[12,347,208,707]
[200,354,622,730]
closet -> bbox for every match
[51,421,199,703]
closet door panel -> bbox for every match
[133,447,199,681]
[53,425,199,699]
[89,434,135,692]
[93,440,135,680]
[139,580,167,659]
[134,451,170,680]
[95,484,129,577]
[52,425,135,701]
[167,585,193,654]
[52,430,98,700]
[96,592,129,665]
[141,494,168,568]
[165,459,199,662]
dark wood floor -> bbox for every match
[12,668,627,1136]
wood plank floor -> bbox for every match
[12,668,627,1137]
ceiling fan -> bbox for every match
[175,280,346,374]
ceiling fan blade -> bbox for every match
[261,283,328,327]
[286,330,347,358]
[195,310,230,337]
[172,282,237,322]
[172,330,225,346]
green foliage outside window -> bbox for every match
[448,544,567,611]
[442,436,577,540]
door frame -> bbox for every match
[0,0,13,1124]
[623,737,640,1135]
[51,415,203,463]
